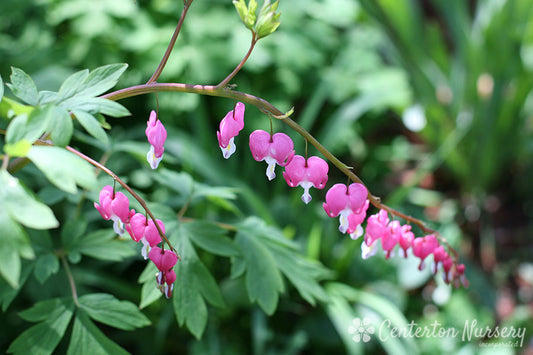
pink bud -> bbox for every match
[364,210,390,247]
[412,234,439,270]
[249,130,295,180]
[149,247,178,272]
[217,102,245,159]
[283,155,328,203]
[145,111,167,169]
[381,220,400,259]
[398,224,414,258]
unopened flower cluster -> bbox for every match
[217,102,468,287]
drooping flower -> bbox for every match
[126,213,164,259]
[94,185,134,235]
[149,246,178,299]
[323,183,368,233]
[149,246,178,272]
[346,200,369,240]
[381,220,401,259]
[249,130,295,180]
[156,268,177,299]
[145,110,167,169]
[217,102,245,159]
[398,224,415,258]
[431,245,448,274]
[412,234,439,270]
[360,209,390,259]
[283,155,328,203]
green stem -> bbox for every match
[146,0,194,84]
[217,35,258,88]
[60,255,79,306]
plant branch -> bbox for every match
[64,145,179,256]
[216,34,258,88]
[101,82,437,236]
[146,0,194,84]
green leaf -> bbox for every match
[173,231,225,339]
[139,279,163,309]
[19,298,71,322]
[47,106,73,147]
[0,74,4,101]
[27,145,97,194]
[62,97,130,117]
[0,170,59,230]
[0,262,33,311]
[0,213,23,288]
[34,254,60,284]
[3,139,32,157]
[79,293,150,331]
[6,105,54,145]
[9,298,74,355]
[71,229,136,261]
[67,310,129,355]
[56,69,90,102]
[73,110,109,144]
[182,221,241,257]
[0,96,34,120]
[234,227,284,315]
[8,67,38,105]
[76,64,128,98]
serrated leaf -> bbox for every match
[67,310,129,355]
[72,229,136,261]
[19,298,71,322]
[27,145,97,194]
[73,110,108,144]
[0,170,59,230]
[47,106,73,147]
[8,67,38,105]
[79,293,150,331]
[38,91,58,105]
[182,221,240,257]
[56,69,90,102]
[34,254,60,284]
[9,298,74,355]
[76,64,128,98]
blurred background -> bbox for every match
[1,0,532,353]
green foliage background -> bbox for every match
[1,0,532,354]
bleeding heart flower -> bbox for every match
[323,183,368,233]
[412,234,439,270]
[94,185,134,235]
[149,246,178,272]
[346,200,369,240]
[249,130,295,180]
[145,110,167,169]
[156,269,176,299]
[217,102,245,159]
[126,213,164,259]
[283,155,328,203]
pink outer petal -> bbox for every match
[347,183,368,213]
[382,220,400,252]
[147,120,167,158]
[412,234,439,261]
[149,247,178,272]
[270,133,294,166]
[283,155,306,187]
[217,103,245,148]
[249,130,272,161]
[144,219,164,247]
[110,192,130,222]
[305,156,329,189]
[364,210,390,246]
[323,184,350,217]
[165,269,177,285]
[94,202,111,220]
[127,213,147,242]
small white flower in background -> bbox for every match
[348,317,375,343]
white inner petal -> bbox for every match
[221,137,236,159]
